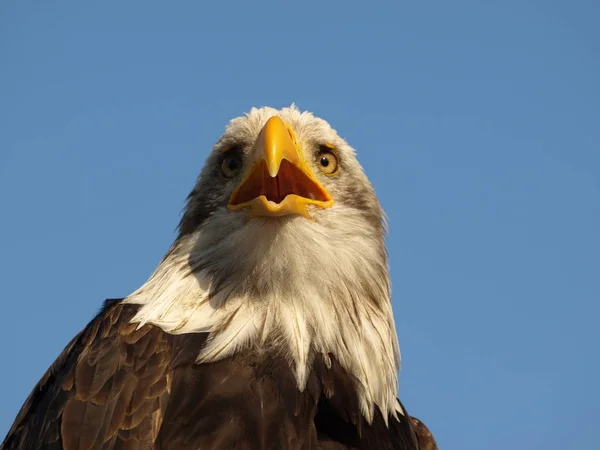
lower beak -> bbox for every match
[228,116,333,218]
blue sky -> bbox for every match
[1,1,598,448]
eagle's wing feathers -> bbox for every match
[1,299,173,450]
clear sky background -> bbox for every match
[1,1,598,449]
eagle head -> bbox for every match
[127,105,401,422]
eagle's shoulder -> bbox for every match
[2,300,423,450]
[410,416,438,450]
[1,299,174,450]
[311,355,419,449]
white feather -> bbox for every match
[124,105,402,423]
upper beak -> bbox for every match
[228,116,333,218]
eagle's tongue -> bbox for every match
[232,159,327,206]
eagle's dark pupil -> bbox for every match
[320,157,329,167]
[229,159,240,170]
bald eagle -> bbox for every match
[2,106,436,450]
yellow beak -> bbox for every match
[228,116,333,218]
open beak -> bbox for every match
[228,116,333,218]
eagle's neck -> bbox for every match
[124,209,401,423]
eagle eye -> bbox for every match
[317,146,339,175]
[221,154,243,178]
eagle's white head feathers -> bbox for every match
[125,105,401,423]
